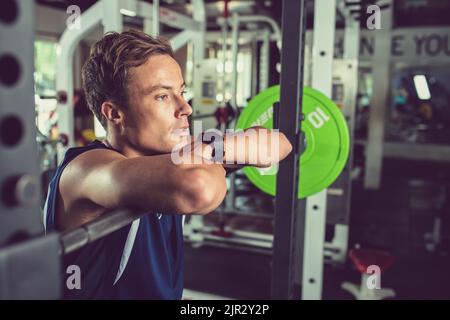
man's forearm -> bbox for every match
[222,127,292,168]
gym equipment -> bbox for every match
[191,59,222,131]
[60,209,146,254]
[341,248,396,300]
[235,85,350,199]
[0,0,61,299]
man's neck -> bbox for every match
[103,135,146,158]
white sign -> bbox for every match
[306,28,450,63]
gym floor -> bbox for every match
[185,158,450,300]
[185,245,450,299]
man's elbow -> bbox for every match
[178,168,227,215]
[279,133,293,160]
[266,132,293,166]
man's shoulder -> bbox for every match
[66,146,123,169]
[55,146,120,230]
[59,147,124,192]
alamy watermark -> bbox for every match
[365,264,381,290]
[366,5,381,30]
[66,264,81,290]
[170,120,281,175]
[66,5,81,30]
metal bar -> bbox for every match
[56,1,104,161]
[219,17,228,102]
[251,39,258,97]
[259,28,270,92]
[138,1,202,31]
[231,15,282,50]
[205,31,281,43]
[199,225,274,241]
[60,209,146,255]
[198,233,272,249]
[191,0,206,63]
[230,12,239,109]
[185,232,344,267]
[186,238,273,256]
[343,17,360,60]
[301,0,337,300]
[271,0,306,300]
[152,0,160,36]
[327,14,361,264]
[224,12,240,212]
[143,17,152,35]
[169,29,196,52]
[185,225,346,253]
[364,0,393,189]
[220,210,274,219]
[273,102,280,129]
[102,0,123,32]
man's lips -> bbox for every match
[172,127,190,137]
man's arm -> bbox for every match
[221,126,292,169]
[59,148,227,218]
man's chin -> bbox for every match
[167,135,191,151]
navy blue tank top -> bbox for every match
[43,140,184,299]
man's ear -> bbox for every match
[101,101,123,126]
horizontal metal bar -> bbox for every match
[60,209,146,255]
[200,225,274,241]
[219,210,274,220]
[185,238,273,256]
[204,31,280,43]
[186,226,344,252]
[138,2,202,31]
[59,207,346,258]
[201,233,272,249]
[184,235,342,259]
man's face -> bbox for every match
[122,54,192,155]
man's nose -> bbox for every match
[176,97,193,118]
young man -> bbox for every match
[44,29,292,299]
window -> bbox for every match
[34,40,57,97]
[34,39,58,136]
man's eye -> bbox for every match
[156,94,169,101]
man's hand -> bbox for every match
[222,126,292,169]
[171,137,214,165]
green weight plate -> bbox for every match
[235,85,350,199]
